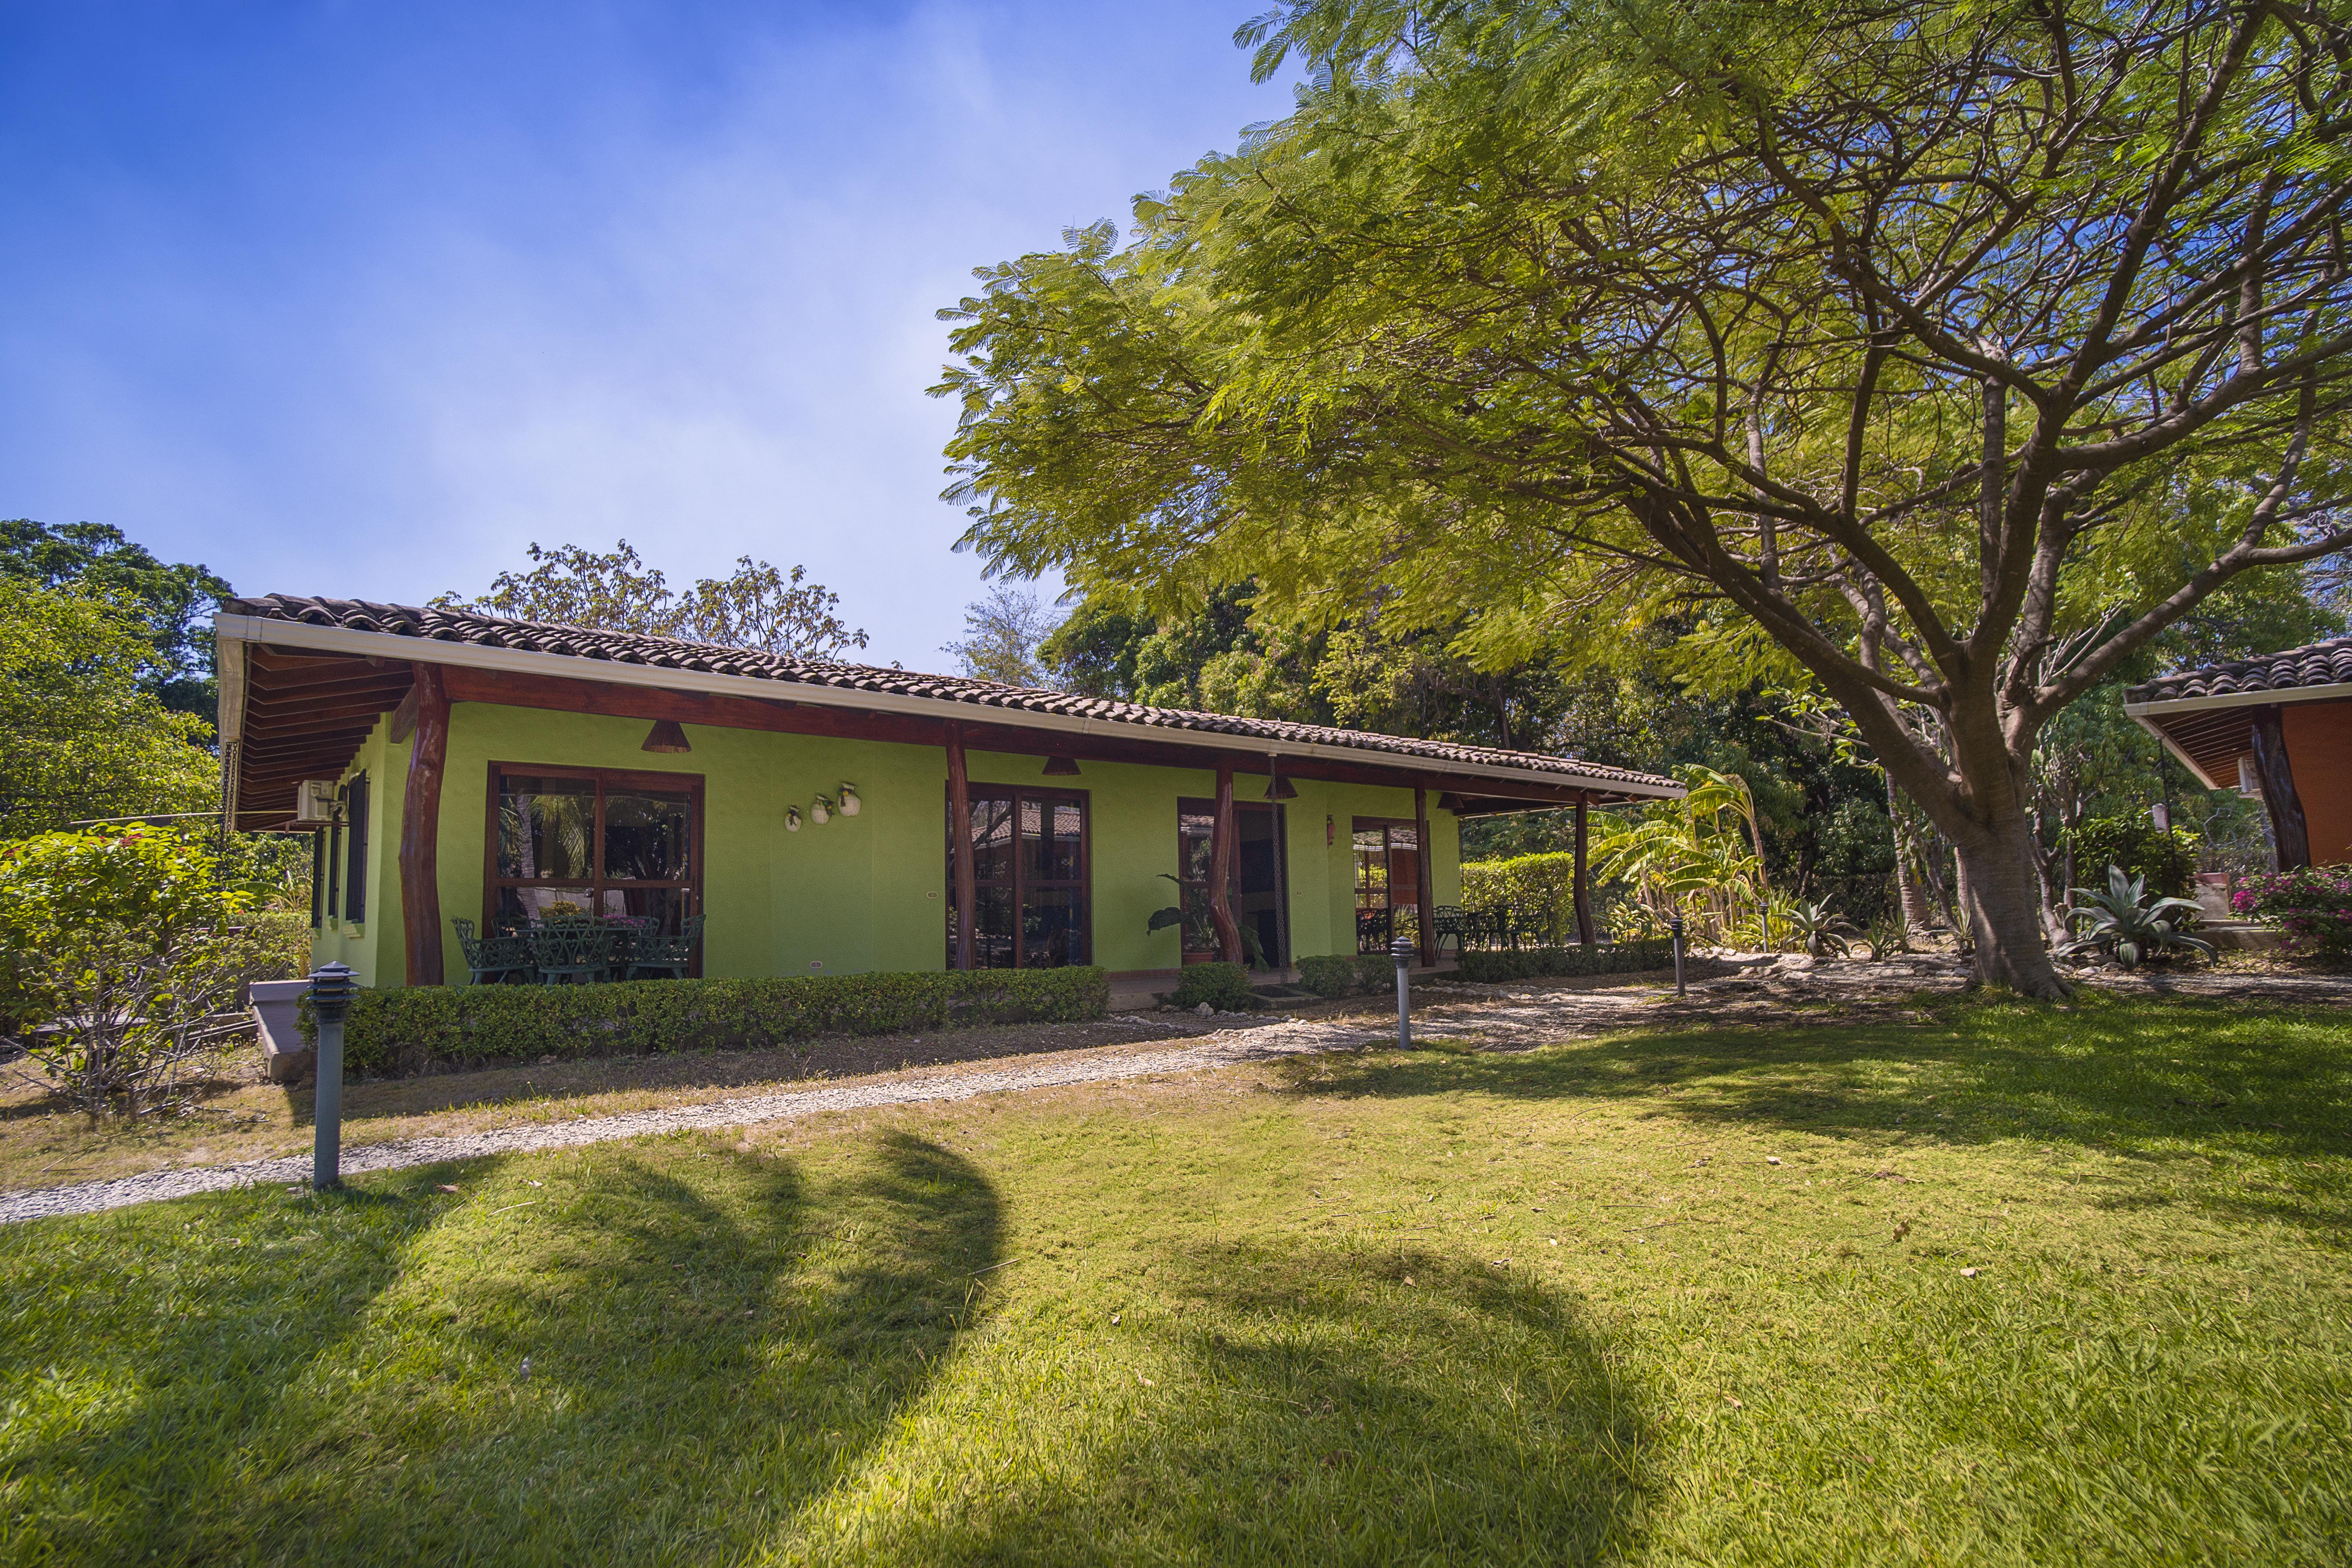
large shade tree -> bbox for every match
[936,0,2352,995]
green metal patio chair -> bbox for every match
[451,918,533,985]
[621,914,703,981]
[528,919,616,985]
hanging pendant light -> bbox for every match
[1042,754,1081,776]
[641,719,692,754]
[1263,751,1297,800]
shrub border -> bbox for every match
[300,966,1110,1077]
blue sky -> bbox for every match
[0,2,1296,668]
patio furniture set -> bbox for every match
[450,915,705,985]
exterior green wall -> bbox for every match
[317,699,1461,987]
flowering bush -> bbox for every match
[2232,867,2352,956]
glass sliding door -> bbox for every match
[947,786,1090,968]
[1178,800,1287,966]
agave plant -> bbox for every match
[2058,865,2214,969]
[1782,899,1864,958]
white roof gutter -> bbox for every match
[215,613,1685,802]
[2121,681,2352,791]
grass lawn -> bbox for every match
[2,989,2347,1565]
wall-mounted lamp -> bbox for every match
[1264,751,1297,800]
[1326,813,1336,846]
[785,805,803,832]
[837,782,861,816]
[641,719,692,754]
[1042,755,1081,777]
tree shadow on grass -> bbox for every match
[0,1182,446,1562]
[1278,991,2352,1225]
[869,1239,1655,1565]
[0,1132,1001,1566]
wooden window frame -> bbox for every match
[485,761,706,971]
[1352,815,1421,952]
[946,782,1093,969]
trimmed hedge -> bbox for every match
[299,965,1110,1078]
[1455,941,1672,982]
[1170,961,1256,1011]
[1294,952,1408,999]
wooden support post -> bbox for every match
[1414,786,1437,967]
[2252,707,2312,870]
[1210,764,1243,964]
[947,722,977,970]
[1573,794,1596,946]
[399,663,449,986]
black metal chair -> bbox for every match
[451,918,533,985]
[621,914,703,981]
[1432,904,1465,958]
[529,919,616,985]
[1356,906,1391,954]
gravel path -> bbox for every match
[0,1013,1401,1226]
[9,957,2343,1227]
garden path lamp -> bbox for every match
[1667,913,1687,998]
[1390,934,1417,1050]
[307,962,358,1192]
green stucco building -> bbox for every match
[216,597,1679,991]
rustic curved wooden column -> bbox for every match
[946,722,977,969]
[1414,786,1437,966]
[397,662,449,986]
[2252,707,2312,870]
[1209,764,1243,963]
[1573,794,1597,945]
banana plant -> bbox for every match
[1590,766,1767,940]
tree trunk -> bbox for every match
[1950,809,2067,997]
[1887,773,1935,935]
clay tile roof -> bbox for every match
[2125,634,2352,705]
[224,593,1679,794]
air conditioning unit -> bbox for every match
[292,780,341,827]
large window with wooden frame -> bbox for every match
[1352,818,1420,953]
[946,785,1090,969]
[1176,800,1287,966]
[487,763,703,944]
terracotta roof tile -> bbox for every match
[226,594,1678,794]
[2126,635,2352,704]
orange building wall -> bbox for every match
[2285,699,2352,865]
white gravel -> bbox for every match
[0,1014,1397,1226]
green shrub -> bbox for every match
[1295,954,1359,998]
[1455,940,1673,982]
[1293,952,1414,998]
[2061,817,2200,899]
[1170,961,1255,1012]
[299,965,1111,1077]
[1459,852,1580,944]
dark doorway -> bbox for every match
[946,786,1091,969]
[1178,800,1287,967]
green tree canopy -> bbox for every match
[0,520,231,724]
[0,580,219,838]
[936,0,2352,995]
[438,541,869,660]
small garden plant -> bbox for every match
[2060,864,2213,969]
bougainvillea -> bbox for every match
[2233,868,2352,956]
